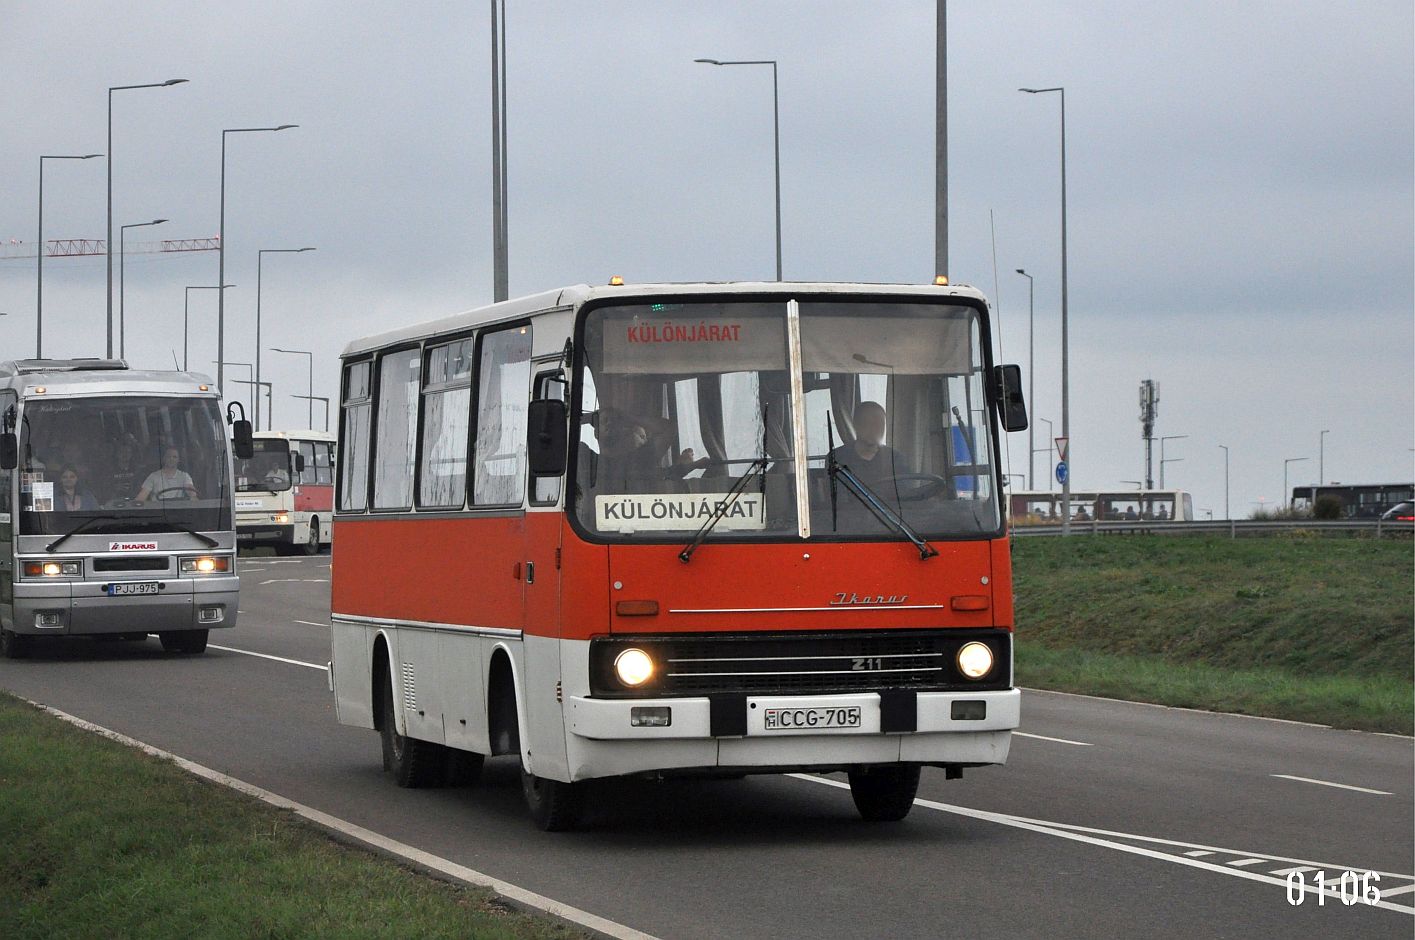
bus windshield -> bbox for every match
[573,298,999,542]
[18,395,232,536]
[236,438,294,493]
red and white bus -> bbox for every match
[235,430,335,554]
[330,281,1029,829]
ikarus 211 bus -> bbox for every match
[330,281,1028,829]
[0,359,253,658]
[235,430,335,554]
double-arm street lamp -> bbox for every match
[108,78,187,358]
[217,124,297,397]
[1020,85,1069,532]
[120,218,167,358]
[1283,457,1309,509]
[1159,434,1188,489]
[257,247,315,430]
[37,153,103,357]
[184,285,235,371]
[292,395,330,432]
[695,57,782,281]
[271,347,314,430]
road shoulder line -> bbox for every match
[27,700,659,940]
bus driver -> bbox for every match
[136,447,199,502]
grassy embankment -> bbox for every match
[1012,535,1414,734]
[0,695,582,940]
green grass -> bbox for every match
[0,694,584,940]
[1012,536,1414,733]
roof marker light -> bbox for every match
[608,275,625,286]
[934,275,949,286]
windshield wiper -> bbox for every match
[826,415,938,560]
[680,404,770,563]
[45,515,122,553]
[166,522,220,548]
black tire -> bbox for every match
[1,629,32,659]
[848,764,921,822]
[521,768,585,831]
[300,518,320,556]
[159,630,208,654]
[378,670,446,788]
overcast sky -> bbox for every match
[2,1,1411,516]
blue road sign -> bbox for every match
[1055,461,1068,485]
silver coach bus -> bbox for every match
[0,359,253,658]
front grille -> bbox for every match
[93,556,169,572]
[589,629,1011,697]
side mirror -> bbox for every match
[231,420,254,460]
[526,399,568,476]
[993,364,1029,433]
[293,453,306,474]
[0,433,16,471]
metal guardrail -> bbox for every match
[1011,519,1415,538]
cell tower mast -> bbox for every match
[1140,379,1159,489]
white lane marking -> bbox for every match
[1184,850,1214,857]
[1384,885,1415,898]
[1227,858,1267,867]
[1014,731,1092,747]
[294,620,328,627]
[1021,687,1337,730]
[259,578,330,585]
[208,644,328,671]
[788,775,1414,915]
[1271,774,1393,796]
[1270,866,1316,876]
[29,703,658,940]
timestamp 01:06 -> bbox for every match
[1285,870,1382,906]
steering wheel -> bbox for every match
[885,473,950,502]
[153,486,194,502]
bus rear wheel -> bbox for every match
[847,764,921,822]
[378,672,446,788]
[521,769,585,831]
[160,630,208,654]
[1,629,32,659]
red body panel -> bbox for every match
[333,512,1014,640]
[294,484,334,514]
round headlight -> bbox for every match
[957,641,995,679]
[613,648,655,687]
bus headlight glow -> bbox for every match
[272,512,290,524]
[957,641,995,679]
[26,561,80,577]
[613,648,655,687]
[181,556,229,574]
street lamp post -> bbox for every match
[230,379,272,425]
[217,360,256,422]
[1020,86,1068,532]
[696,57,782,280]
[1319,429,1329,485]
[119,218,167,359]
[1283,457,1309,510]
[108,78,187,358]
[1160,457,1183,487]
[292,394,330,432]
[271,347,314,429]
[257,248,315,430]
[38,153,103,358]
[218,124,297,398]
[1159,434,1188,489]
[1035,416,1054,492]
[184,285,234,371]
[1015,268,1034,488]
[1218,444,1230,521]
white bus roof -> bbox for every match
[340,280,990,360]
[0,359,218,397]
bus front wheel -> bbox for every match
[847,764,921,822]
[521,769,584,831]
[301,518,320,556]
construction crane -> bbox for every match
[0,236,218,261]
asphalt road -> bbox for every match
[3,554,1411,939]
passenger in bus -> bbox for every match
[57,466,99,512]
[1073,506,1091,521]
[830,401,910,485]
[136,447,199,502]
[1124,506,1138,520]
[105,438,142,502]
[1156,506,1169,520]
[600,409,707,486]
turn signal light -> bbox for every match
[951,595,990,611]
[180,556,230,574]
[25,561,80,577]
[615,600,660,617]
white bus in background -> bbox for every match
[235,430,335,555]
[1009,489,1194,524]
[0,358,252,658]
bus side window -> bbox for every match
[299,441,318,485]
[530,367,567,506]
[339,361,373,511]
[372,348,421,510]
[316,442,333,485]
[472,325,532,506]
